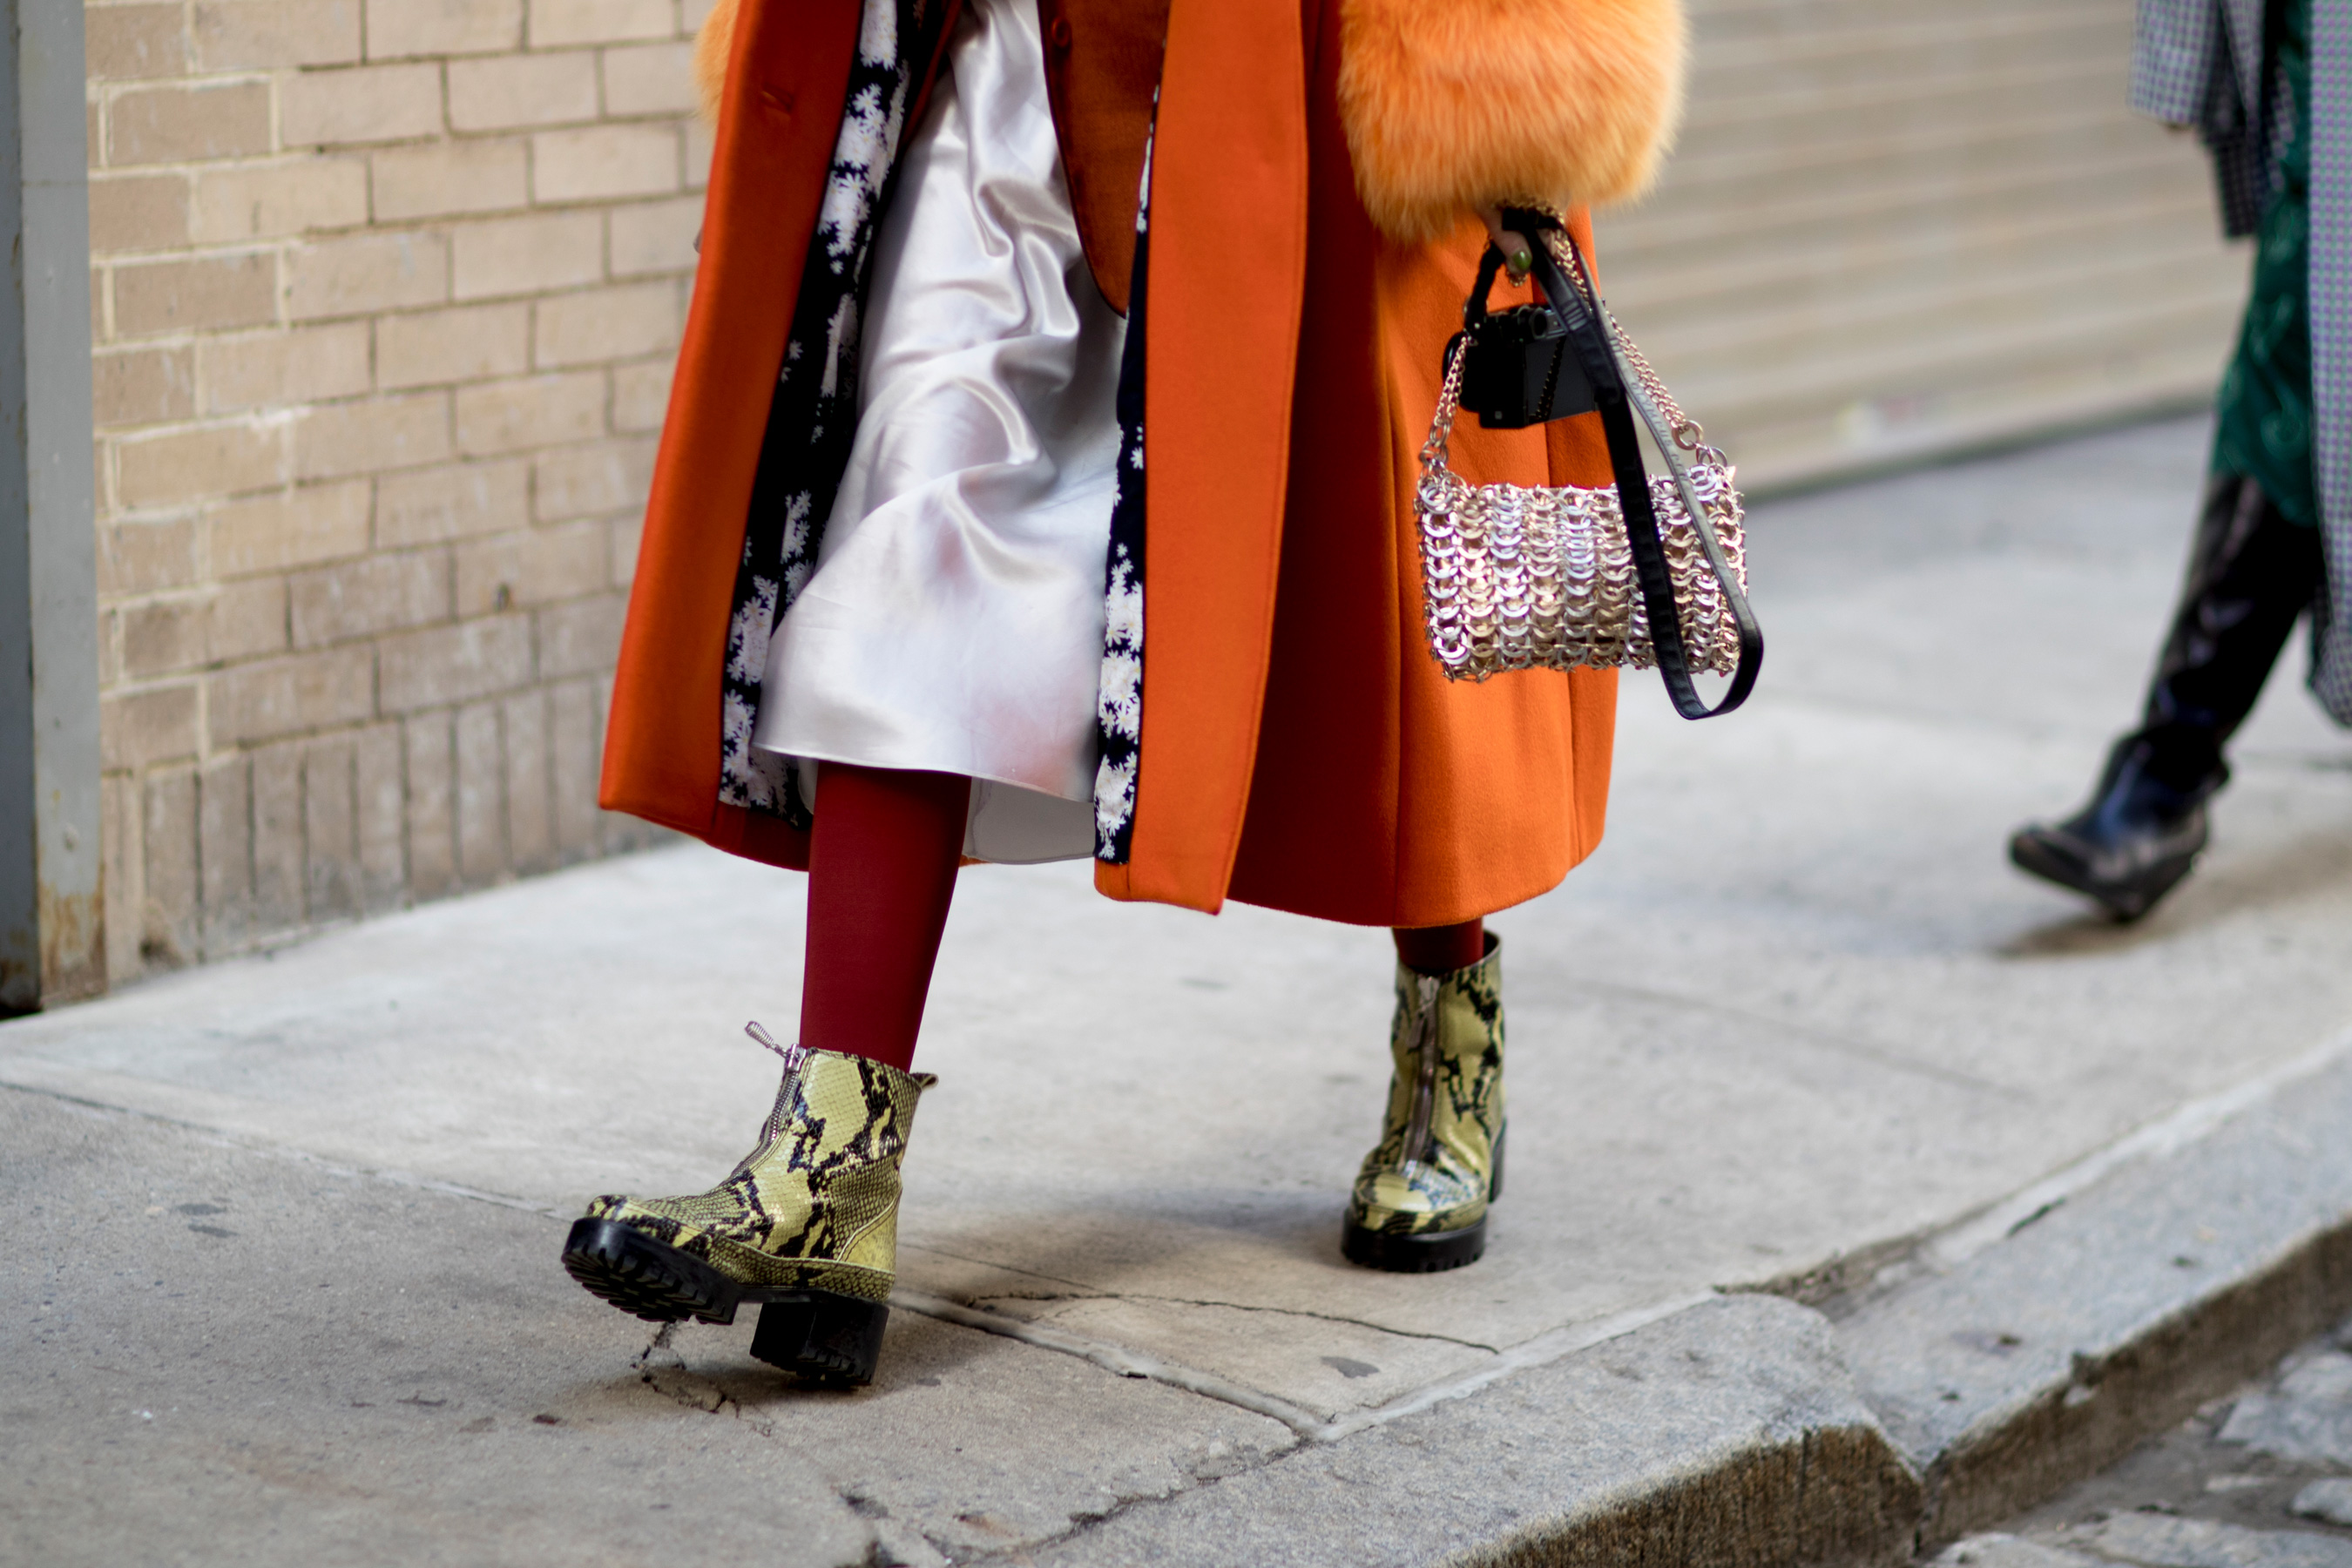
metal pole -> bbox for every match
[0,0,100,1010]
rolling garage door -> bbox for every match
[1593,0,2251,490]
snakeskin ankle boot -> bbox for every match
[1342,937,1505,1273]
[562,1025,933,1385]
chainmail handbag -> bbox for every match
[1416,213,1762,719]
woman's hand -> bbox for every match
[1477,206,1536,286]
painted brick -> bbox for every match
[377,301,531,389]
[142,767,202,968]
[602,40,696,115]
[607,510,639,585]
[447,51,598,131]
[531,124,675,202]
[250,740,306,929]
[295,389,453,480]
[455,520,605,614]
[548,676,598,855]
[533,279,678,368]
[99,517,201,596]
[372,139,530,221]
[504,689,551,871]
[87,7,189,83]
[208,645,375,744]
[377,614,531,711]
[281,63,443,146]
[210,576,291,660]
[376,458,529,545]
[209,479,371,574]
[116,420,286,508]
[98,605,125,689]
[93,346,196,426]
[453,699,504,882]
[404,713,456,897]
[290,550,449,646]
[192,157,370,242]
[108,82,272,166]
[193,0,362,70]
[367,0,523,59]
[529,0,671,48]
[303,736,361,917]
[454,370,603,456]
[606,194,700,276]
[198,755,253,951]
[89,173,191,253]
[354,721,406,909]
[610,356,672,431]
[201,321,372,413]
[284,229,450,319]
[534,590,622,679]
[120,597,209,677]
[90,0,709,960]
[534,437,653,520]
[102,772,142,982]
[100,684,200,770]
[684,114,713,191]
[450,209,600,300]
[113,251,276,335]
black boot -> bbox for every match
[2010,474,2323,919]
[2009,738,2215,918]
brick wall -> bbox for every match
[87,0,710,979]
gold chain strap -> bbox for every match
[1421,335,1468,476]
[1532,227,1706,453]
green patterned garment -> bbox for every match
[2213,0,2316,524]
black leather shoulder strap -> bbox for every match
[1501,209,1762,720]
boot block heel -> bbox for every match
[752,1292,889,1385]
[562,1217,743,1325]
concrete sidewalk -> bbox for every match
[9,418,2352,1566]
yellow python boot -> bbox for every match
[1342,936,1505,1273]
[562,1024,933,1384]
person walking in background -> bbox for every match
[2011,0,2349,919]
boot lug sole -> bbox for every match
[562,1217,889,1384]
[1342,1216,1488,1273]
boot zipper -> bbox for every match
[745,1021,808,1152]
[1400,975,1442,1167]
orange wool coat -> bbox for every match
[600,0,1688,928]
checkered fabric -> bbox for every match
[2133,0,2271,232]
[2312,1,2352,720]
[2134,0,2352,726]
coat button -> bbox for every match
[1048,15,1072,49]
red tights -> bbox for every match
[800,762,1484,1071]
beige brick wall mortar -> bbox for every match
[90,0,702,980]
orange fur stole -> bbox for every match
[1337,0,1686,240]
[692,0,738,125]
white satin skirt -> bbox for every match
[751,0,1124,864]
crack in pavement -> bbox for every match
[966,1288,1506,1353]
[631,1323,1266,1568]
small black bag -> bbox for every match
[1446,245,1597,429]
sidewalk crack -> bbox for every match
[1103,1291,1504,1353]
